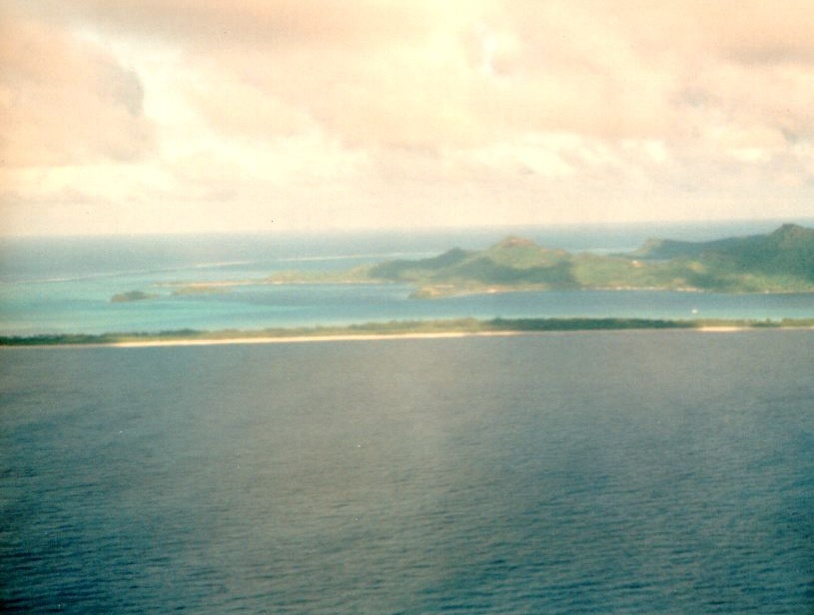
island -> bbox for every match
[342,223,814,297]
[110,223,814,302]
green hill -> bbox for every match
[626,224,814,291]
[633,224,814,273]
[362,224,814,296]
[121,224,814,302]
[367,236,580,293]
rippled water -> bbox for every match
[2,331,812,613]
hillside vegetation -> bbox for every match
[133,224,814,302]
[356,224,814,296]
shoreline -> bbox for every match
[105,326,813,347]
[3,321,813,349]
[109,330,523,348]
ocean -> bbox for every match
[2,332,813,613]
[2,222,813,613]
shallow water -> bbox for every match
[2,330,813,613]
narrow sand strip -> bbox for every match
[8,325,811,350]
[111,330,523,348]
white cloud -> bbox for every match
[2,0,814,235]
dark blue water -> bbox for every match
[2,221,814,335]
[2,331,813,613]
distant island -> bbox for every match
[353,223,814,297]
[116,224,814,301]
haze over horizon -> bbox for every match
[2,1,814,236]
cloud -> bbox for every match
[0,12,155,167]
[11,0,812,149]
[2,1,814,234]
[13,0,447,52]
[694,0,814,65]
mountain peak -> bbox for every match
[772,223,808,236]
[495,236,536,249]
[768,223,814,246]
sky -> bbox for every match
[2,1,814,236]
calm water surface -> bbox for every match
[2,331,813,613]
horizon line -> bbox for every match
[3,217,813,241]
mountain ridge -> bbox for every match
[148,224,814,300]
[361,224,814,296]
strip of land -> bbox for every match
[111,331,515,347]
[2,317,813,348]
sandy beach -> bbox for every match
[109,326,793,348]
[6,323,812,350]
[111,330,525,348]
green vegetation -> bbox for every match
[156,224,814,298]
[366,237,579,294]
[2,317,813,346]
[360,224,814,296]
[628,223,814,292]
